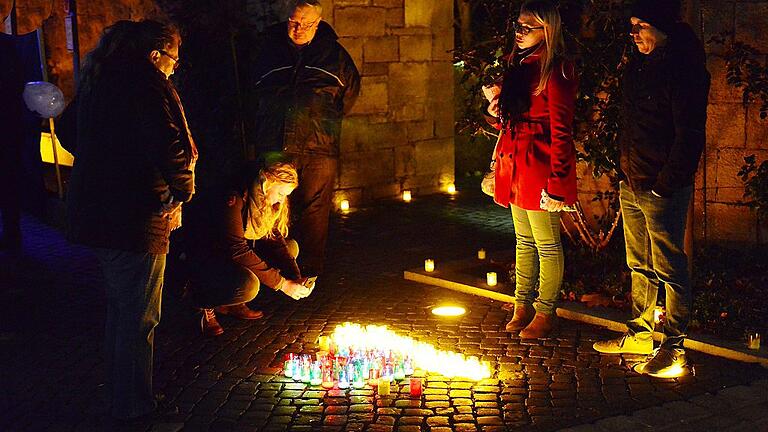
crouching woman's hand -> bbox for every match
[280,279,313,300]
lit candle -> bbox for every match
[424,259,435,272]
[748,333,761,350]
[447,183,456,194]
[378,377,391,396]
[402,190,412,202]
[318,336,331,352]
[486,271,497,286]
[477,248,486,260]
[409,377,422,398]
[340,200,350,212]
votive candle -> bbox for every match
[748,333,761,350]
[409,377,422,398]
[477,248,486,260]
[486,271,497,286]
[424,259,435,272]
[403,190,412,202]
[377,377,391,396]
[340,200,350,212]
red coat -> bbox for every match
[493,50,578,210]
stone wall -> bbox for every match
[324,0,455,206]
[695,0,768,245]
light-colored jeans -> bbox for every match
[511,205,564,314]
[620,182,692,349]
[94,248,165,419]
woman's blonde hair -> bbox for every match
[520,0,566,95]
[243,162,299,240]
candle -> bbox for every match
[283,354,294,378]
[748,333,761,350]
[402,190,412,202]
[446,183,456,194]
[424,259,435,272]
[318,336,331,352]
[340,199,350,212]
[409,377,422,398]
[486,271,497,287]
[378,377,391,396]
[477,248,486,260]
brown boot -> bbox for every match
[519,312,555,339]
[505,303,535,332]
[215,303,264,320]
[201,308,224,337]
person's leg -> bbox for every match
[511,205,539,306]
[290,155,338,276]
[593,183,654,354]
[94,248,165,420]
[527,210,563,315]
[639,186,692,350]
[252,237,301,280]
[505,206,538,331]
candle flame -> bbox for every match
[330,322,492,380]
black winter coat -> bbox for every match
[249,21,360,157]
[619,23,710,196]
[60,59,196,254]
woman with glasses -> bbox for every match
[484,0,578,339]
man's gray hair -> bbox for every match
[292,0,322,13]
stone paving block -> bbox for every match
[718,385,766,406]
[594,415,654,431]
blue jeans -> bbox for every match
[620,182,692,348]
[511,205,564,314]
[93,248,165,419]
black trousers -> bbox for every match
[289,154,338,276]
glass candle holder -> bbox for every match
[424,259,435,272]
[747,332,761,350]
[340,200,350,212]
[446,183,456,194]
[402,190,412,202]
[377,377,391,396]
[486,271,497,287]
[409,377,422,398]
[477,249,486,260]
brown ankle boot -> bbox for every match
[215,303,264,320]
[519,312,555,339]
[505,303,535,331]
[201,308,224,337]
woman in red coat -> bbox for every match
[486,0,578,338]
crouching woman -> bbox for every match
[185,161,312,336]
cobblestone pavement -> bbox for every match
[2,181,767,432]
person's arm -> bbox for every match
[340,47,360,115]
[135,76,195,204]
[545,60,579,201]
[223,194,286,290]
[269,231,302,279]
[652,51,710,196]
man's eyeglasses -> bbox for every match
[158,49,181,71]
[513,21,544,36]
[288,18,320,32]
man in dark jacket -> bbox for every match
[594,0,710,378]
[60,20,196,421]
[249,0,360,277]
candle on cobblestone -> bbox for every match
[318,336,331,352]
[340,199,350,212]
[446,183,456,194]
[486,271,497,286]
[283,354,294,378]
[310,361,322,386]
[338,367,350,389]
[424,259,435,272]
[409,377,422,398]
[378,377,391,396]
[748,333,761,350]
[477,248,486,260]
[402,190,412,202]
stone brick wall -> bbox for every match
[695,0,768,245]
[326,0,455,206]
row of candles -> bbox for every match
[339,185,458,213]
[424,248,498,286]
[283,351,423,397]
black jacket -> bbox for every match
[619,23,710,196]
[249,21,360,157]
[60,59,196,254]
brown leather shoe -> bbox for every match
[215,303,264,320]
[505,303,535,332]
[519,312,555,339]
[201,308,224,337]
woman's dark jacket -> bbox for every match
[185,190,298,289]
[619,23,710,196]
[59,59,196,254]
[249,21,360,158]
